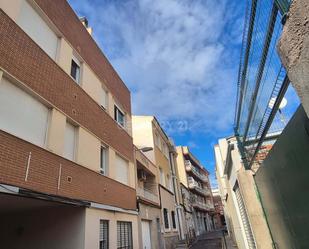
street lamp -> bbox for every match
[135,147,153,152]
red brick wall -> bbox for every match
[0,130,137,210]
[34,0,131,114]
[0,10,133,162]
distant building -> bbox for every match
[214,137,273,249]
[212,188,226,230]
[176,146,215,237]
[132,116,185,249]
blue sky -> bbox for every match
[68,0,247,186]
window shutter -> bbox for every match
[64,122,76,160]
[234,183,256,249]
[17,0,58,59]
[0,77,49,147]
[115,155,129,185]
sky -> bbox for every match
[68,0,247,187]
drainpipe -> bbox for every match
[169,150,184,241]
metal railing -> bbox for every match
[188,177,209,196]
[185,160,208,182]
[234,0,292,168]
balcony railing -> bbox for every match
[185,160,208,182]
[137,187,159,204]
[188,177,211,196]
[191,198,214,211]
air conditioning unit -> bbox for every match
[138,171,147,181]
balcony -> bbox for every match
[185,160,208,183]
[188,179,207,196]
[137,187,159,204]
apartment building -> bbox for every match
[132,116,185,249]
[176,146,214,236]
[212,188,226,230]
[0,0,138,248]
[135,147,162,249]
[214,137,273,249]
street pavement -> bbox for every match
[191,230,227,249]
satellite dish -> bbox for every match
[279,97,287,109]
[268,97,287,110]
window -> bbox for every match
[0,77,49,147]
[100,220,109,249]
[101,87,108,109]
[64,122,76,160]
[100,146,108,175]
[159,168,165,187]
[114,106,125,127]
[155,132,160,148]
[115,154,129,185]
[171,211,177,229]
[71,56,81,83]
[17,0,58,59]
[163,208,169,229]
[163,143,168,157]
[167,174,173,192]
[117,221,133,249]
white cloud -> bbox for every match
[69,0,244,134]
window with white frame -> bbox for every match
[64,121,76,161]
[117,221,133,249]
[101,87,108,109]
[17,0,58,60]
[100,145,108,175]
[114,105,125,127]
[100,220,109,249]
[163,208,169,229]
[0,77,49,147]
[159,168,165,187]
[115,154,129,185]
[70,55,81,83]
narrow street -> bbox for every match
[191,230,235,249]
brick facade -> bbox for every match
[0,130,136,210]
[0,10,133,162]
[34,0,131,114]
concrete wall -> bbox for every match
[132,116,156,163]
[138,203,162,249]
[176,146,188,188]
[0,205,85,249]
[278,0,309,118]
[84,207,139,249]
[160,186,179,248]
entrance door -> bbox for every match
[142,220,151,249]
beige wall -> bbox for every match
[0,0,22,21]
[138,203,161,249]
[84,208,139,249]
[176,146,188,188]
[57,38,72,74]
[82,64,105,106]
[132,116,156,163]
